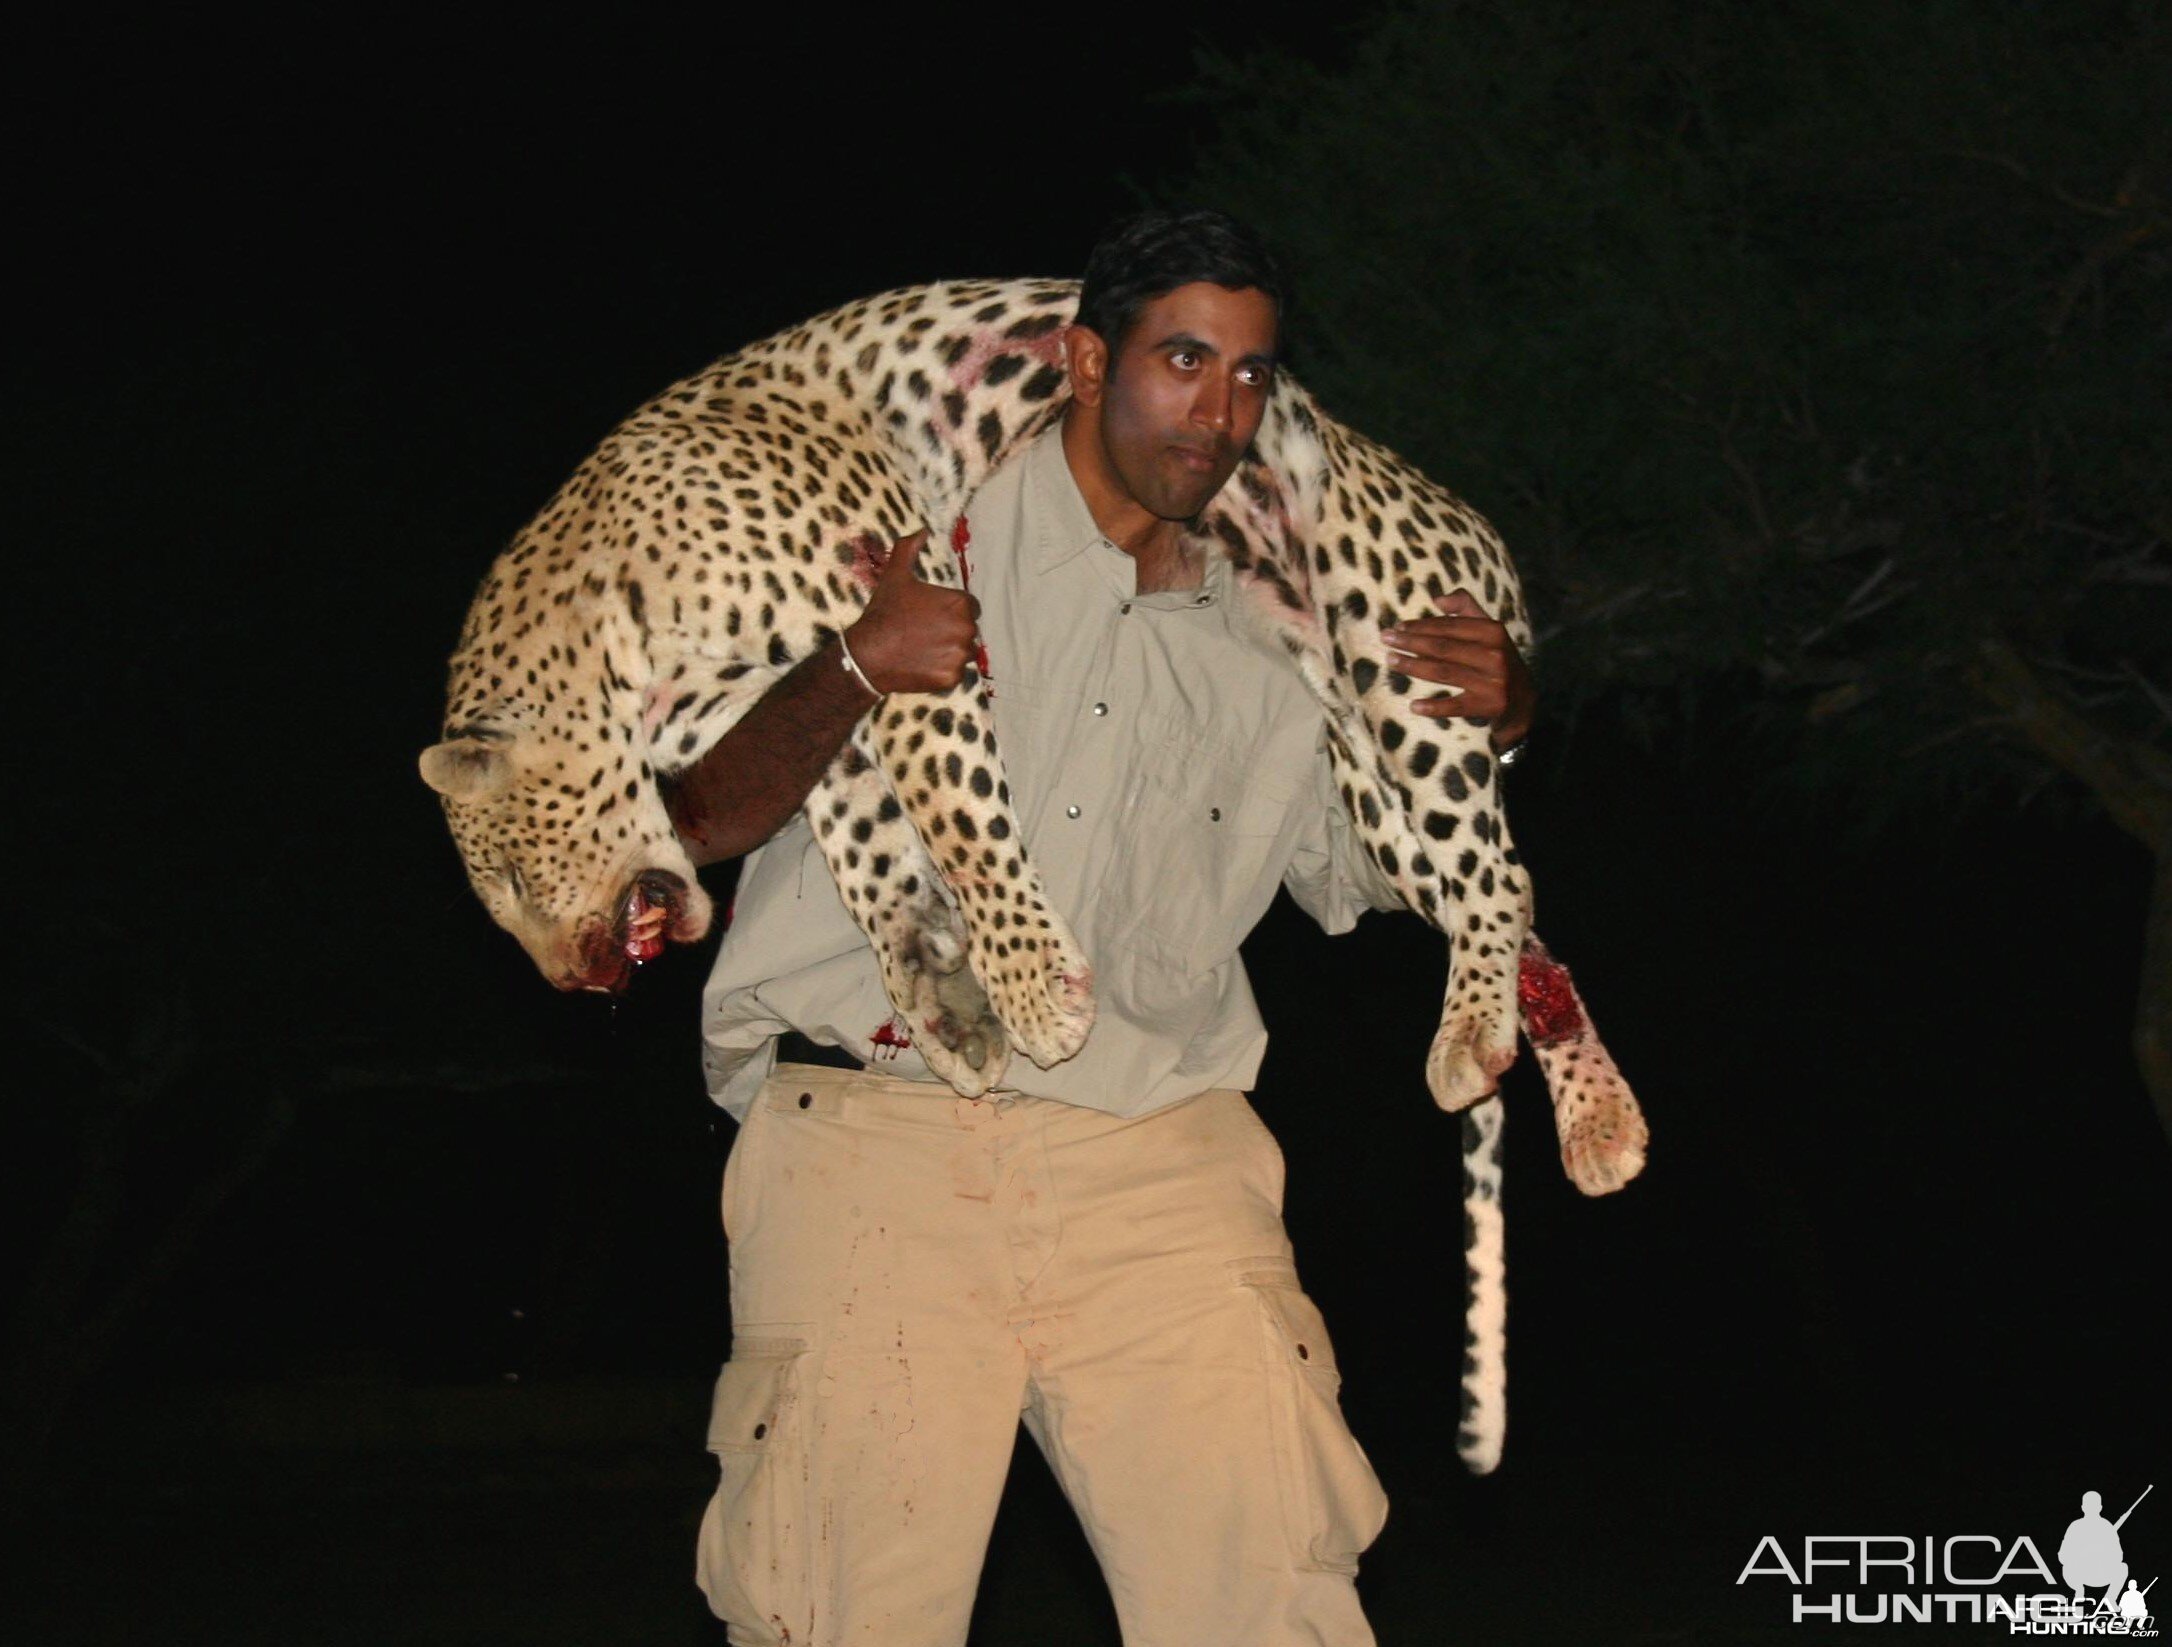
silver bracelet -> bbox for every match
[837,630,883,699]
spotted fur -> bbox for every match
[421,278,1648,1470]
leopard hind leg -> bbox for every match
[1320,727,1523,1109]
[1424,799,1528,1112]
[1517,934,1649,1195]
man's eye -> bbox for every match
[1172,350,1199,369]
[1239,366,1271,388]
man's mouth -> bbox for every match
[1171,444,1222,475]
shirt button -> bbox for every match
[1092,702,1108,717]
[1066,804,1082,819]
[1119,602,1133,615]
[1209,807,1222,822]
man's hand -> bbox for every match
[844,529,983,695]
[1381,588,1535,754]
[665,528,985,866]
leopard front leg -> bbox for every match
[864,681,1095,1069]
[803,742,1012,1098]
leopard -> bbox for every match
[420,277,1648,1471]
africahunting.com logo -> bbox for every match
[1737,1483,2157,1632]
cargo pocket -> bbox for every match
[1232,1263,1390,1574]
[695,1331,813,1641]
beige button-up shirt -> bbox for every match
[701,423,1401,1119]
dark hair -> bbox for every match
[1075,209,1288,356]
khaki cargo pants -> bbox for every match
[696,1065,1388,1646]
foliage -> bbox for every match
[1171,0,2171,825]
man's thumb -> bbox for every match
[882,527,931,582]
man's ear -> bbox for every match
[1064,323,1110,409]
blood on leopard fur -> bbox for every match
[951,516,993,690]
[1516,941,1588,1046]
[847,531,890,589]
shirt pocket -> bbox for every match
[1106,744,1300,978]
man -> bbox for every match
[2059,1489,2134,1612]
[669,211,1533,1646]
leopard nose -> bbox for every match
[636,869,687,905]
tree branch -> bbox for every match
[2046,217,2167,340]
[1938,147,2130,218]
[1966,637,2172,847]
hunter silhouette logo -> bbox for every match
[2064,1489,2141,1607]
[2059,1486,2155,1629]
[2120,1580,2157,1630]
[1735,1480,2159,1630]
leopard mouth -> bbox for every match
[619,869,686,964]
[561,869,695,994]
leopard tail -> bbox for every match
[1455,1097,1507,1474]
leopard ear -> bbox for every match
[419,738,513,803]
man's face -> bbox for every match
[1085,282,1278,521]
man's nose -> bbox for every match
[1192,372,1234,432]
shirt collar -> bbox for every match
[1024,422,1103,575]
[1020,423,1225,608]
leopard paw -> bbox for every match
[1535,1044,1648,1196]
[877,902,1012,1097]
[979,926,1095,1070]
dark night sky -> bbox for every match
[7,10,2167,1642]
